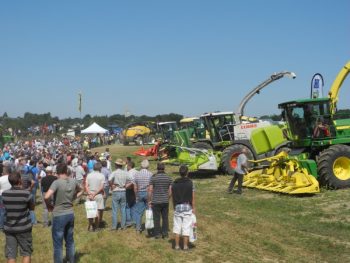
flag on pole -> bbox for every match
[310,73,324,99]
[78,92,82,113]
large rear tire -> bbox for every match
[221,144,255,175]
[317,144,350,189]
[192,141,213,150]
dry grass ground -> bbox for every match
[1,145,350,262]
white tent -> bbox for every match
[81,122,108,134]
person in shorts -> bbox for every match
[171,165,195,250]
[2,171,35,263]
[85,162,105,231]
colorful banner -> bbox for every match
[310,73,324,98]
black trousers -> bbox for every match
[228,172,244,193]
[152,203,169,237]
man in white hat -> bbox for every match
[134,159,153,233]
[108,158,134,230]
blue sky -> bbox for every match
[1,0,349,119]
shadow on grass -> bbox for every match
[75,251,88,263]
[167,238,197,250]
[104,206,112,211]
[188,170,218,179]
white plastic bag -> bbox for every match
[189,213,197,243]
[85,200,98,219]
[145,208,154,229]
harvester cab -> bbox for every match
[157,121,178,143]
[279,98,335,147]
[179,117,207,141]
[198,112,235,147]
[245,61,350,193]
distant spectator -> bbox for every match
[104,148,110,158]
[87,156,95,173]
[106,155,112,171]
[101,160,111,208]
[74,160,86,204]
[124,156,132,171]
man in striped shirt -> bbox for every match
[134,159,153,233]
[148,162,172,239]
[2,171,35,263]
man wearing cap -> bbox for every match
[108,158,134,230]
[134,159,153,233]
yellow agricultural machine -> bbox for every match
[244,61,350,194]
[121,121,156,145]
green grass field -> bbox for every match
[1,145,350,262]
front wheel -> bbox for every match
[317,144,350,189]
[221,144,255,175]
[135,136,144,145]
[148,135,157,144]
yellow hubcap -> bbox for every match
[333,157,350,180]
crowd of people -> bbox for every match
[0,139,196,263]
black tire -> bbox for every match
[317,144,350,189]
[135,136,144,145]
[122,139,129,146]
[192,141,213,150]
[221,144,255,175]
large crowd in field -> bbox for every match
[0,138,196,263]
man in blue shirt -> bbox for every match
[26,160,39,224]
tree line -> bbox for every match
[0,112,184,133]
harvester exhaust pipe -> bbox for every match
[235,71,296,123]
